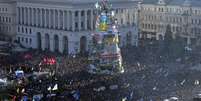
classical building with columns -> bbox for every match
[0,0,139,54]
[139,0,201,46]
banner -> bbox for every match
[104,36,119,44]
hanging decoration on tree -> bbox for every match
[88,0,124,74]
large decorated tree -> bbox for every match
[88,0,124,74]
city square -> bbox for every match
[0,0,201,101]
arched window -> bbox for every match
[54,35,59,52]
[45,34,50,50]
[37,32,41,49]
[63,36,68,54]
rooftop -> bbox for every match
[142,0,201,7]
[13,0,140,8]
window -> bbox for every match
[6,26,8,31]
[29,38,32,44]
[81,11,84,16]
[199,19,201,25]
[142,23,145,28]
[121,18,123,25]
[6,17,8,22]
[81,22,84,29]
[25,28,28,33]
[2,17,4,22]
[22,37,24,42]
[18,37,20,42]
[2,26,4,31]
[25,38,28,43]
[29,29,32,34]
[75,22,78,29]
[18,27,20,32]
[195,10,197,14]
[8,26,11,32]
[75,11,78,17]
[22,27,24,33]
[9,18,11,23]
[151,24,153,29]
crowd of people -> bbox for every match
[0,43,201,101]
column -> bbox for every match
[23,7,25,25]
[130,10,132,25]
[21,7,24,24]
[20,7,22,24]
[90,10,93,30]
[23,8,25,25]
[32,8,34,26]
[135,10,138,26]
[31,8,34,26]
[49,9,51,28]
[53,9,56,29]
[44,9,47,28]
[67,11,70,30]
[72,10,75,31]
[36,9,38,26]
[40,9,43,27]
[120,9,123,25]
[35,8,37,26]
[25,8,28,25]
[78,11,81,31]
[63,11,65,30]
[30,9,33,26]
[58,10,60,29]
[84,10,87,30]
[27,8,30,26]
[16,7,19,24]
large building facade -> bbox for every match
[139,0,201,46]
[0,0,16,41]
[0,0,139,54]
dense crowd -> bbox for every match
[0,44,201,101]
